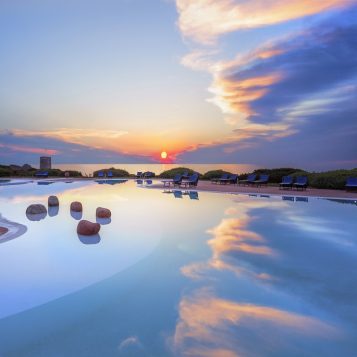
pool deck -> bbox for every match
[146,180,357,200]
[2,177,357,200]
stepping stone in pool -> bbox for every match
[96,207,111,218]
[77,220,101,236]
[0,227,9,236]
[48,195,59,207]
[26,204,47,215]
[26,204,47,221]
[70,201,83,212]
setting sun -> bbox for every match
[161,151,168,159]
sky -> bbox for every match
[0,0,356,169]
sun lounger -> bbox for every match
[293,176,308,190]
[211,173,229,184]
[181,173,199,188]
[218,174,239,185]
[182,171,190,179]
[296,197,308,202]
[107,171,113,178]
[173,190,183,198]
[253,174,269,187]
[345,177,357,191]
[279,176,293,189]
[136,172,143,178]
[35,171,49,178]
[238,174,256,186]
[162,174,182,187]
[188,191,199,200]
[228,174,238,185]
[143,171,155,178]
[97,171,105,178]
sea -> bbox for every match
[53,164,258,177]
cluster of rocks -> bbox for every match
[26,196,111,236]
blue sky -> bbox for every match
[0,0,356,169]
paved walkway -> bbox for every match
[148,180,357,200]
[4,177,357,200]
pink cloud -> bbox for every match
[0,143,59,155]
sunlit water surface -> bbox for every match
[0,180,356,356]
[54,163,258,176]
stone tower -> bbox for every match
[40,156,52,170]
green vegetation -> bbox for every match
[0,164,82,177]
[290,169,357,190]
[0,166,16,177]
[241,168,357,190]
[46,169,82,177]
[158,167,200,178]
[93,167,129,177]
[250,168,303,183]
[201,169,233,181]
[2,163,356,190]
[157,166,357,189]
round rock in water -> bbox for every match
[26,204,47,215]
[48,195,59,207]
[71,201,83,212]
[77,220,101,236]
[0,227,9,236]
[96,207,111,218]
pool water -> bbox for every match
[0,180,356,356]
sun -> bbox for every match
[161,151,168,159]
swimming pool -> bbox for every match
[0,180,356,356]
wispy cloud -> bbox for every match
[11,128,128,149]
[173,287,338,356]
[175,4,357,168]
[176,0,350,44]
[0,130,153,165]
[0,143,58,156]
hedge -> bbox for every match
[158,167,200,178]
[201,170,233,180]
[93,168,129,178]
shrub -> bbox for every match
[63,170,82,177]
[201,170,233,181]
[159,167,200,178]
[93,168,129,177]
[244,168,357,189]
[292,169,357,190]
[0,165,83,177]
[0,167,12,177]
[253,168,302,183]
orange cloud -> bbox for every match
[0,143,58,155]
[176,0,351,44]
[207,216,276,257]
[173,288,339,356]
[181,201,288,282]
[208,72,283,116]
[7,128,190,159]
[172,286,341,357]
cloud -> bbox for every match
[174,196,357,355]
[0,130,153,165]
[173,288,338,356]
[176,0,351,44]
[181,200,285,281]
[176,7,357,169]
[118,336,143,351]
[10,128,128,149]
[207,216,276,257]
[209,10,357,127]
[0,143,58,156]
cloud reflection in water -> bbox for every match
[175,196,357,356]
